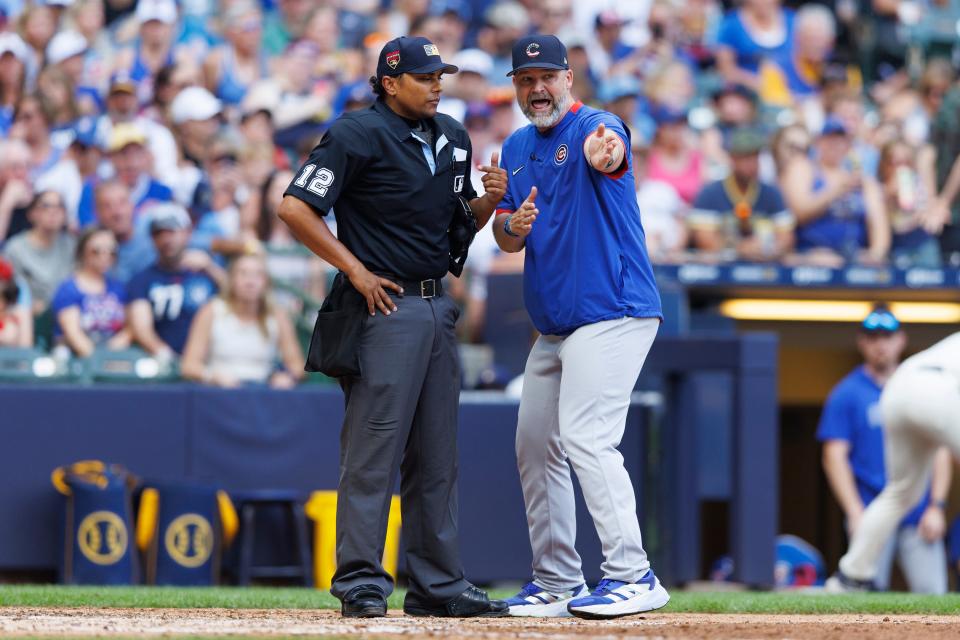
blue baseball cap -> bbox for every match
[861,306,900,333]
[71,115,98,148]
[507,35,569,77]
[376,36,458,80]
[821,116,848,137]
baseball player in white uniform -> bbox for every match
[828,332,960,591]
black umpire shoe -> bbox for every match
[403,585,509,618]
[341,584,388,618]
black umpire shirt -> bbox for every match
[284,99,478,281]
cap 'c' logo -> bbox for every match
[386,50,400,69]
[526,43,541,58]
[423,44,439,56]
[554,144,568,165]
[165,513,214,568]
[78,511,128,565]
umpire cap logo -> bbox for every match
[386,50,400,69]
[526,43,541,58]
[165,513,214,568]
[78,511,128,566]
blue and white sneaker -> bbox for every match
[566,571,670,619]
[506,581,589,617]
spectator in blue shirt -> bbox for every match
[77,122,174,228]
[780,118,889,266]
[818,305,951,593]
[689,126,794,261]
[51,226,130,357]
[715,0,793,90]
[127,203,223,357]
[94,179,156,283]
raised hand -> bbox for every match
[584,123,623,172]
[508,186,538,239]
[478,151,507,204]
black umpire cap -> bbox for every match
[507,34,569,77]
[376,36,459,80]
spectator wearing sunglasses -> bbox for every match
[817,304,951,594]
[51,226,130,357]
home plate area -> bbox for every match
[1,609,959,639]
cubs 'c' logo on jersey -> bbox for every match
[386,50,400,69]
[554,144,568,165]
[78,511,128,565]
[165,513,214,568]
[526,43,541,57]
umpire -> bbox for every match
[277,36,507,618]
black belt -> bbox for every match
[377,274,444,299]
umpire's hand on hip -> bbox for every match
[346,264,403,316]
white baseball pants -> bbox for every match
[515,316,659,592]
[839,364,960,585]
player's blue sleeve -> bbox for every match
[580,111,632,179]
[816,383,854,443]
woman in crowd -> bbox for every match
[715,0,793,90]
[50,226,129,357]
[36,66,80,150]
[10,94,61,183]
[877,139,942,268]
[781,119,889,266]
[203,1,268,111]
[646,106,704,205]
[180,253,303,388]
[2,190,76,314]
[254,169,327,309]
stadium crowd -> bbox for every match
[2,0,960,369]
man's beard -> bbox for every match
[521,90,573,129]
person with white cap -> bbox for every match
[112,0,185,104]
[45,30,87,73]
[44,29,100,116]
[168,86,223,209]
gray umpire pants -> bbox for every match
[330,291,469,605]
[516,316,659,593]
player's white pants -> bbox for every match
[839,364,960,585]
[872,524,947,594]
[515,316,658,593]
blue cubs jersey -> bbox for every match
[498,101,661,335]
[816,366,930,527]
[127,264,217,354]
